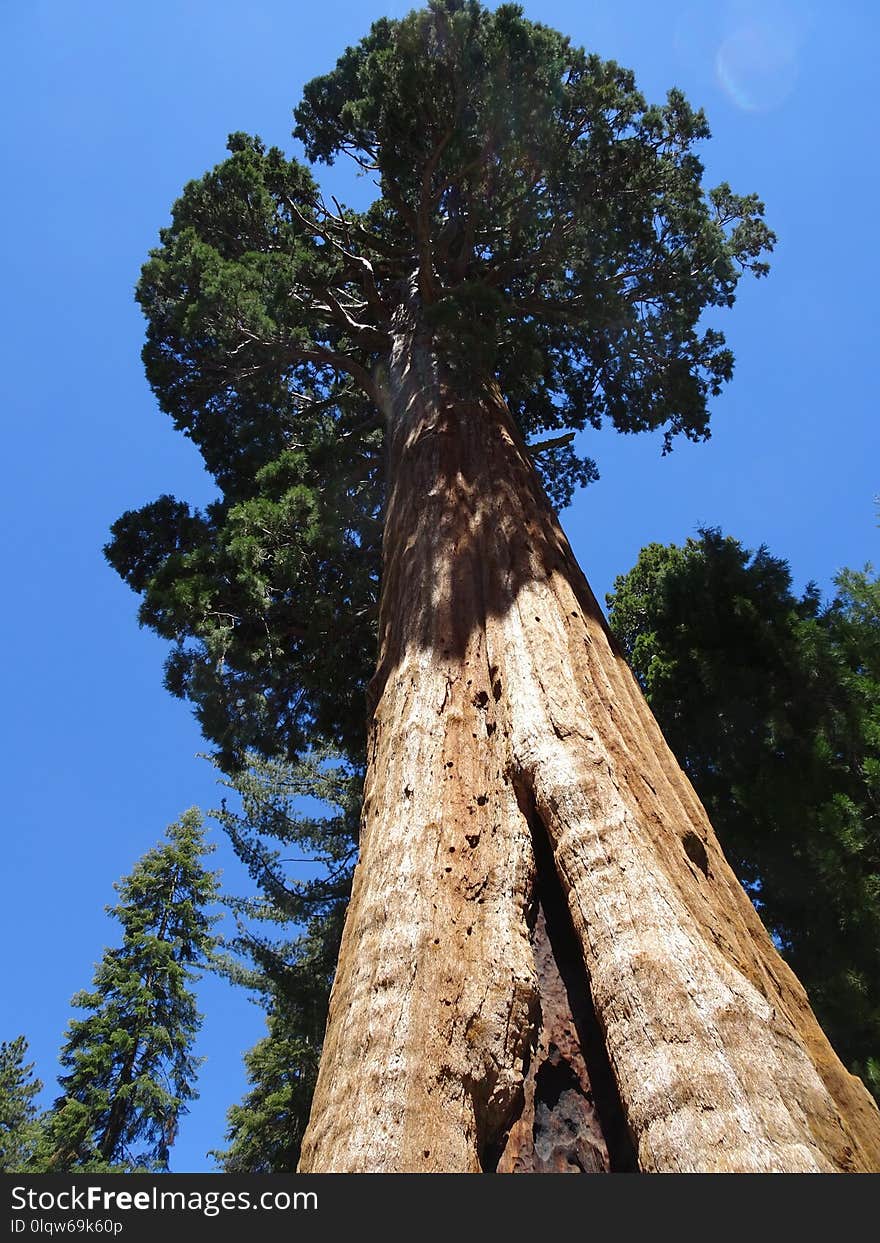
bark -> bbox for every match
[298,288,880,1173]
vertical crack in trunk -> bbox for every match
[492,787,637,1174]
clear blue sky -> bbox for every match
[2,0,877,1172]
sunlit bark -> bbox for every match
[299,294,880,1173]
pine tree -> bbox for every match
[0,1037,43,1172]
[208,750,358,1171]
[35,810,218,1172]
[607,530,880,1100]
[106,2,880,1170]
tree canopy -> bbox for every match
[105,0,773,771]
[607,530,880,1098]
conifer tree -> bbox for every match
[209,750,358,1171]
[36,810,218,1172]
[608,531,880,1100]
[0,1037,43,1172]
[106,1,880,1170]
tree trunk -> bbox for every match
[298,291,880,1173]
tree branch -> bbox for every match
[289,346,380,408]
[527,432,575,456]
[284,194,394,324]
[415,126,454,302]
[235,320,381,408]
[484,214,575,287]
[314,287,390,347]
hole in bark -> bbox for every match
[682,831,709,876]
[530,1055,607,1172]
[486,722,496,736]
[476,794,488,806]
[492,679,503,701]
[473,690,489,709]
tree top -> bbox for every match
[108,1,774,765]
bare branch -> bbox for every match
[527,432,576,456]
[285,194,393,324]
[318,287,390,346]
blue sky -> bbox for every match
[2,0,876,1172]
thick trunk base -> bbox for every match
[299,313,880,1173]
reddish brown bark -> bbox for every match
[298,298,880,1173]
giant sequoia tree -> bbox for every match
[107,2,880,1170]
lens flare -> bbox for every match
[715,20,799,112]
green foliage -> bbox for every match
[106,0,772,768]
[607,530,880,1098]
[208,749,359,1171]
[0,1037,43,1172]
[296,0,772,437]
[34,811,219,1172]
[106,421,381,769]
